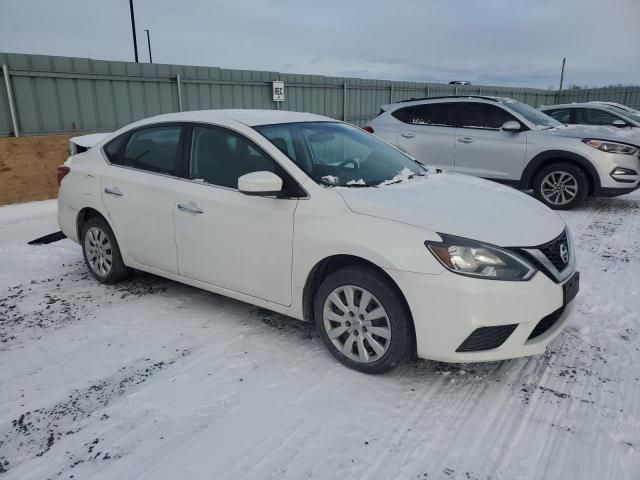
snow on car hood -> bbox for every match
[544,125,640,146]
[335,173,565,247]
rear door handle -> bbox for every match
[177,202,204,214]
[104,186,123,197]
[400,132,416,138]
[457,137,474,144]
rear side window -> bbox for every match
[546,109,572,123]
[392,103,456,127]
[119,126,183,175]
[103,135,124,162]
[459,103,513,129]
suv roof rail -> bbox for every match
[395,95,501,104]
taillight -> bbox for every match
[362,126,374,133]
[56,165,70,186]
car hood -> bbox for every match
[335,173,565,247]
[543,125,640,146]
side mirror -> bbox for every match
[501,120,522,132]
[238,171,283,196]
[612,119,628,128]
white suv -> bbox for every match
[366,96,640,209]
[58,110,578,373]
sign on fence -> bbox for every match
[272,81,285,102]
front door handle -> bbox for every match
[104,186,123,197]
[457,137,474,144]
[400,132,416,138]
[177,202,204,214]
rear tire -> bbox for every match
[81,216,131,284]
[533,162,588,210]
[313,265,413,374]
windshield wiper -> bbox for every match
[319,179,372,188]
[343,182,371,188]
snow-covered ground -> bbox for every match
[1,195,639,480]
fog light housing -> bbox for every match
[610,167,638,183]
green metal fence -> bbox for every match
[1,52,637,137]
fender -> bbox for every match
[520,150,601,191]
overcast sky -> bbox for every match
[1,0,638,88]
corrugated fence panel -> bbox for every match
[1,52,639,136]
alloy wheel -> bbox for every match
[540,171,579,206]
[322,285,392,364]
[84,226,113,277]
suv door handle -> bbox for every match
[177,202,204,214]
[104,186,123,197]
[400,132,416,138]
[457,137,474,144]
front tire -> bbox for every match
[81,216,131,284]
[533,162,588,210]
[313,265,413,374]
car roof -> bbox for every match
[540,103,614,110]
[381,95,507,111]
[128,109,335,128]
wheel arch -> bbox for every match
[76,208,125,258]
[302,254,416,355]
[522,150,600,194]
[77,207,108,240]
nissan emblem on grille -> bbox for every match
[560,243,569,264]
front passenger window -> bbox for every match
[580,109,621,126]
[189,126,288,191]
[459,103,513,129]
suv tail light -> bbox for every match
[56,165,70,186]
[362,126,374,133]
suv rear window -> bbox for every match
[392,103,456,127]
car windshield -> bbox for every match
[499,99,562,129]
[255,121,425,187]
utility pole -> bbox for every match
[144,29,153,63]
[559,57,566,91]
[129,0,139,63]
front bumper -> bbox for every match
[385,268,577,363]
[592,151,640,192]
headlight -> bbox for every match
[582,139,638,155]
[425,234,536,281]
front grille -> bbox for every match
[538,230,569,272]
[515,229,570,282]
[456,324,518,352]
[528,307,565,340]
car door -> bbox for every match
[453,102,527,181]
[174,124,301,306]
[100,124,184,273]
[393,103,457,172]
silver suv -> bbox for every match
[366,96,640,209]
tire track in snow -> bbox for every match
[0,265,171,351]
[0,349,192,477]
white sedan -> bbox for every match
[57,110,579,373]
